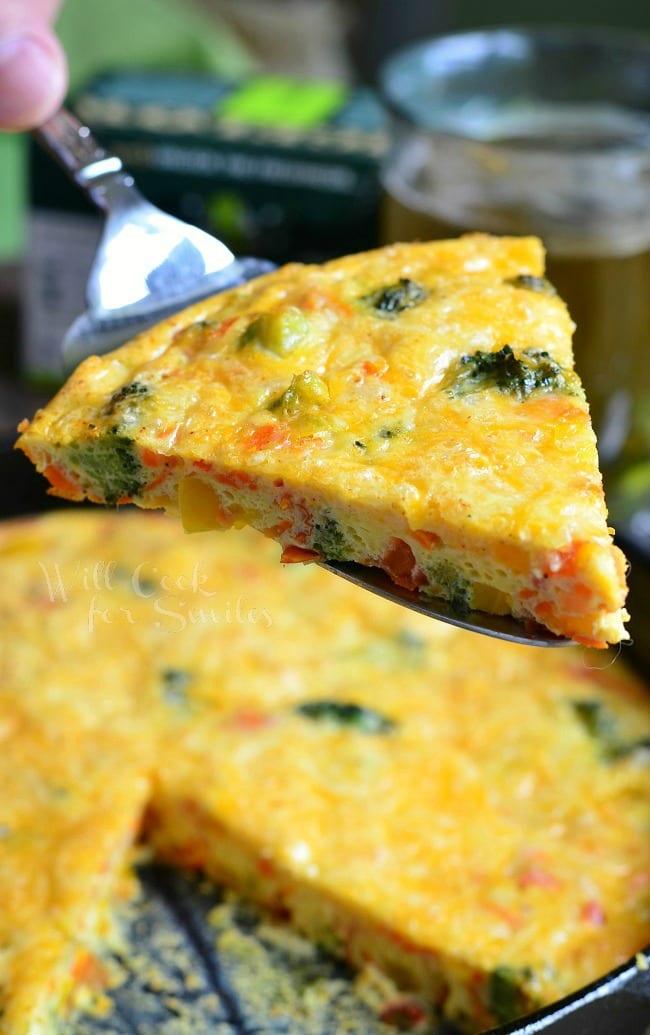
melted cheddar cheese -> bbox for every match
[0,511,647,1034]
[17,236,627,644]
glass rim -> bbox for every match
[380,23,650,156]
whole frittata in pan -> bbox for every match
[0,511,647,1034]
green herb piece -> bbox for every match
[48,784,70,801]
[486,966,533,1025]
[102,381,150,417]
[350,631,427,669]
[363,278,428,317]
[427,561,470,616]
[294,701,396,734]
[447,344,578,401]
[176,318,219,344]
[353,440,367,451]
[114,562,159,595]
[240,307,310,355]
[607,737,650,761]
[311,514,349,563]
[67,431,145,506]
[269,371,330,417]
[571,700,616,741]
[377,424,403,440]
[161,668,193,706]
[505,274,557,296]
[395,629,427,656]
[312,925,344,957]
[570,700,650,762]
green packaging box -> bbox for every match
[24,71,389,383]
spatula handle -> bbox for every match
[33,106,133,211]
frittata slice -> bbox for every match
[16,235,628,646]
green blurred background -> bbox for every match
[0,0,255,261]
[2,0,649,262]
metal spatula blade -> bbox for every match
[320,560,571,647]
[33,108,274,370]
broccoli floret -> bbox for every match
[294,701,396,734]
[448,345,579,401]
[362,278,428,317]
[269,371,330,418]
[350,630,427,669]
[67,430,145,506]
[161,668,193,707]
[570,700,650,762]
[486,967,534,1025]
[395,629,427,658]
[571,699,616,741]
[608,736,650,761]
[102,381,150,417]
[312,514,349,563]
[427,560,471,615]
[240,307,310,355]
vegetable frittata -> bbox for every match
[16,235,627,646]
[0,511,647,1034]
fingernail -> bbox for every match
[0,32,38,67]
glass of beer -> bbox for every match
[380,27,650,532]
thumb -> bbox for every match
[0,23,67,130]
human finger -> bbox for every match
[0,2,67,130]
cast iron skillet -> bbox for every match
[3,440,649,1035]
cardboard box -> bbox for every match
[24,71,389,383]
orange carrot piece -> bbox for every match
[411,529,442,549]
[382,538,427,592]
[42,464,80,496]
[140,448,163,467]
[302,288,354,318]
[145,471,170,492]
[580,900,606,926]
[262,520,293,538]
[70,950,107,986]
[214,315,238,339]
[517,864,562,891]
[280,545,321,564]
[141,448,181,468]
[227,709,274,731]
[215,469,258,490]
[246,424,290,451]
